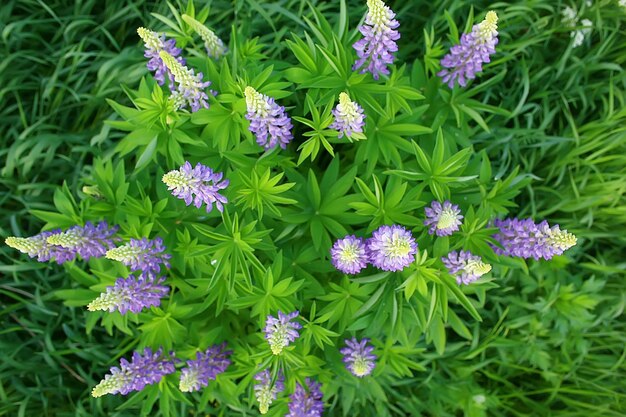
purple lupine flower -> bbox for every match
[159,51,214,112]
[286,378,324,417]
[46,221,119,262]
[424,201,463,237]
[352,0,400,80]
[162,161,229,212]
[330,235,369,274]
[91,347,175,397]
[106,237,171,274]
[264,310,302,355]
[367,225,417,272]
[492,218,577,260]
[182,14,227,58]
[340,337,376,377]
[244,86,294,150]
[179,343,232,392]
[87,274,170,314]
[438,11,499,88]
[330,92,366,139]
[442,250,491,285]
[6,229,75,263]
[137,27,185,89]
[254,369,285,414]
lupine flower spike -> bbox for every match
[424,201,463,236]
[159,51,213,112]
[87,275,169,314]
[353,0,400,80]
[330,92,366,140]
[367,225,417,272]
[438,11,499,88]
[331,235,369,274]
[286,378,324,417]
[264,310,302,355]
[179,343,232,392]
[244,86,294,150]
[340,338,376,377]
[182,14,227,58]
[91,348,175,397]
[492,218,577,260]
[106,237,171,274]
[442,250,491,285]
[46,221,119,261]
[137,27,184,88]
[162,161,229,212]
[6,230,74,263]
[254,369,285,414]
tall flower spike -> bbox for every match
[353,0,400,80]
[182,14,226,58]
[46,221,118,261]
[330,235,369,275]
[330,92,366,140]
[340,338,376,377]
[159,51,213,112]
[106,237,171,274]
[286,378,324,417]
[91,348,175,397]
[442,250,491,285]
[6,229,75,263]
[137,27,185,89]
[179,343,232,392]
[367,225,417,272]
[162,161,229,213]
[424,201,463,236]
[264,310,302,355]
[254,370,285,414]
[87,274,170,314]
[492,218,577,260]
[438,11,499,88]
[244,86,294,150]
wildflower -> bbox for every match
[330,92,366,139]
[264,310,301,355]
[286,378,324,417]
[106,237,171,274]
[442,250,491,285]
[561,7,592,48]
[6,229,75,263]
[254,369,284,414]
[330,235,369,275]
[244,86,294,150]
[182,14,226,58]
[340,338,376,377]
[137,27,184,88]
[46,221,118,261]
[353,0,400,80]
[438,11,499,88]
[162,161,229,213]
[91,347,175,397]
[87,274,170,314]
[367,225,417,272]
[424,200,463,237]
[159,51,213,112]
[492,218,577,260]
[179,343,232,392]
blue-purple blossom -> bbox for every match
[182,14,227,58]
[340,337,376,377]
[492,218,577,260]
[330,92,366,139]
[442,250,491,285]
[286,378,324,417]
[159,51,214,112]
[438,11,499,88]
[244,86,294,150]
[264,310,302,355]
[162,161,229,212]
[6,229,75,263]
[46,221,119,261]
[367,225,417,272]
[331,235,369,274]
[424,200,463,236]
[179,343,232,392]
[137,27,185,89]
[91,347,175,397]
[353,0,400,80]
[254,369,284,414]
[106,237,171,274]
[87,274,170,314]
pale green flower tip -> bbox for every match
[178,370,198,393]
[182,14,226,58]
[465,259,492,278]
[5,236,28,252]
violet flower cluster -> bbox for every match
[286,378,324,417]
[424,200,464,236]
[264,310,302,355]
[160,50,214,112]
[442,250,492,285]
[340,338,376,377]
[330,235,369,274]
[87,274,170,314]
[105,237,171,275]
[330,92,366,140]
[137,27,184,88]
[254,369,285,414]
[179,343,232,392]
[244,86,294,150]
[162,161,229,213]
[492,218,577,260]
